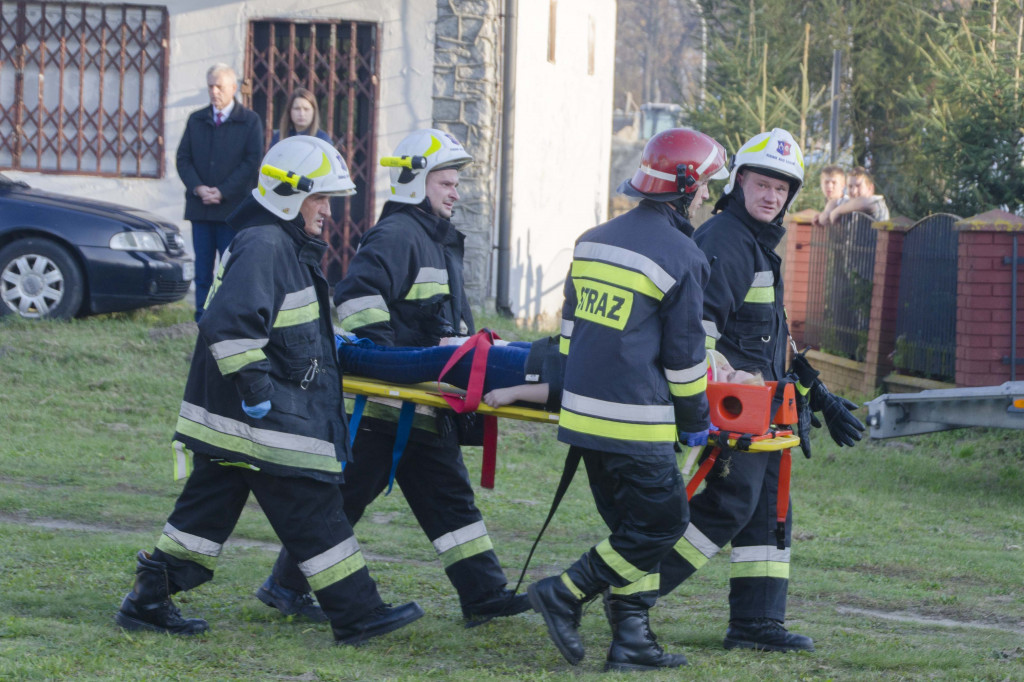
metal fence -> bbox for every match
[803,212,878,360]
[892,214,960,381]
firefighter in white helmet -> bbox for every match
[528,128,728,672]
[659,128,863,653]
[257,129,533,627]
[116,135,425,645]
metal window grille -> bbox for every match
[0,2,168,177]
[246,19,379,284]
[803,212,878,360]
[892,214,960,381]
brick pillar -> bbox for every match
[783,209,816,348]
[955,210,1024,387]
[861,217,913,394]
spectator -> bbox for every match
[812,164,846,227]
[176,63,264,322]
[270,88,332,146]
[822,166,889,224]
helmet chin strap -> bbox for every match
[669,193,694,218]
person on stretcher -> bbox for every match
[337,333,564,411]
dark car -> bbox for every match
[0,172,194,319]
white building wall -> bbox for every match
[6,0,437,239]
[504,0,617,327]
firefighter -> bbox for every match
[257,129,530,627]
[658,128,864,652]
[527,128,728,672]
[115,136,424,645]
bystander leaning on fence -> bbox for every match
[821,166,889,224]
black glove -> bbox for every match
[793,384,821,458]
[807,381,865,447]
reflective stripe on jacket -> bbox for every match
[557,200,710,456]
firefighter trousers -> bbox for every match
[271,427,508,610]
[560,446,688,608]
[659,445,792,622]
[152,451,384,629]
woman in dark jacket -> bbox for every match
[270,88,332,146]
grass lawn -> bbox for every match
[1,303,1023,680]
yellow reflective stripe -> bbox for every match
[216,348,267,375]
[156,535,217,570]
[156,524,222,570]
[341,308,390,331]
[561,573,586,600]
[743,288,775,303]
[274,301,319,328]
[730,561,790,580]
[405,281,450,300]
[172,441,193,481]
[559,336,570,355]
[595,539,646,583]
[559,410,677,443]
[668,374,707,398]
[796,382,810,396]
[571,261,664,301]
[740,137,770,154]
[439,536,494,568]
[300,537,368,591]
[609,573,660,596]
[307,151,332,179]
[705,336,716,350]
[175,416,341,474]
[672,537,711,570]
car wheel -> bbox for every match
[0,238,85,319]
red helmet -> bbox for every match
[618,128,729,200]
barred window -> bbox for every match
[0,2,169,178]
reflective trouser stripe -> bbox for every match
[559,410,676,443]
[561,572,586,600]
[671,523,721,571]
[609,572,660,596]
[155,523,222,570]
[595,538,646,583]
[433,521,494,568]
[172,441,193,481]
[299,537,367,592]
[730,545,791,579]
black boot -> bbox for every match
[255,576,327,623]
[115,551,208,636]
[723,618,815,652]
[527,576,586,665]
[603,595,688,672]
[333,601,424,646]
[462,588,532,628]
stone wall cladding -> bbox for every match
[432,0,502,308]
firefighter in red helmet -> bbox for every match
[528,128,727,672]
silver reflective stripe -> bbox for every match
[731,545,791,563]
[338,294,388,320]
[695,146,719,175]
[702,319,721,339]
[574,242,675,296]
[208,337,269,360]
[178,401,336,459]
[162,523,222,557]
[638,163,675,181]
[561,318,574,338]
[665,360,707,384]
[684,523,722,560]
[415,267,448,285]
[281,286,317,310]
[298,536,361,577]
[561,390,674,423]
[751,270,775,287]
[173,441,190,481]
[432,521,488,554]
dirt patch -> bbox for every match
[837,605,1024,635]
[148,322,197,342]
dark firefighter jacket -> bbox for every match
[334,201,475,437]
[694,197,788,381]
[557,200,711,456]
[173,196,350,482]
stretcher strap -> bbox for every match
[775,448,792,550]
[385,401,416,495]
[437,329,502,489]
[348,395,367,449]
[686,446,721,500]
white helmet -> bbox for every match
[253,135,356,220]
[722,128,804,214]
[381,128,472,204]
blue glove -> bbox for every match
[242,399,271,419]
[680,428,710,447]
[335,334,344,352]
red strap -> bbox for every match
[686,446,720,500]
[480,415,498,489]
[776,448,792,525]
[437,330,498,413]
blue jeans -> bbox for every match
[191,220,236,321]
[338,337,531,392]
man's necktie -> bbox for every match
[215,112,223,127]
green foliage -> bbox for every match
[3,304,1024,679]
